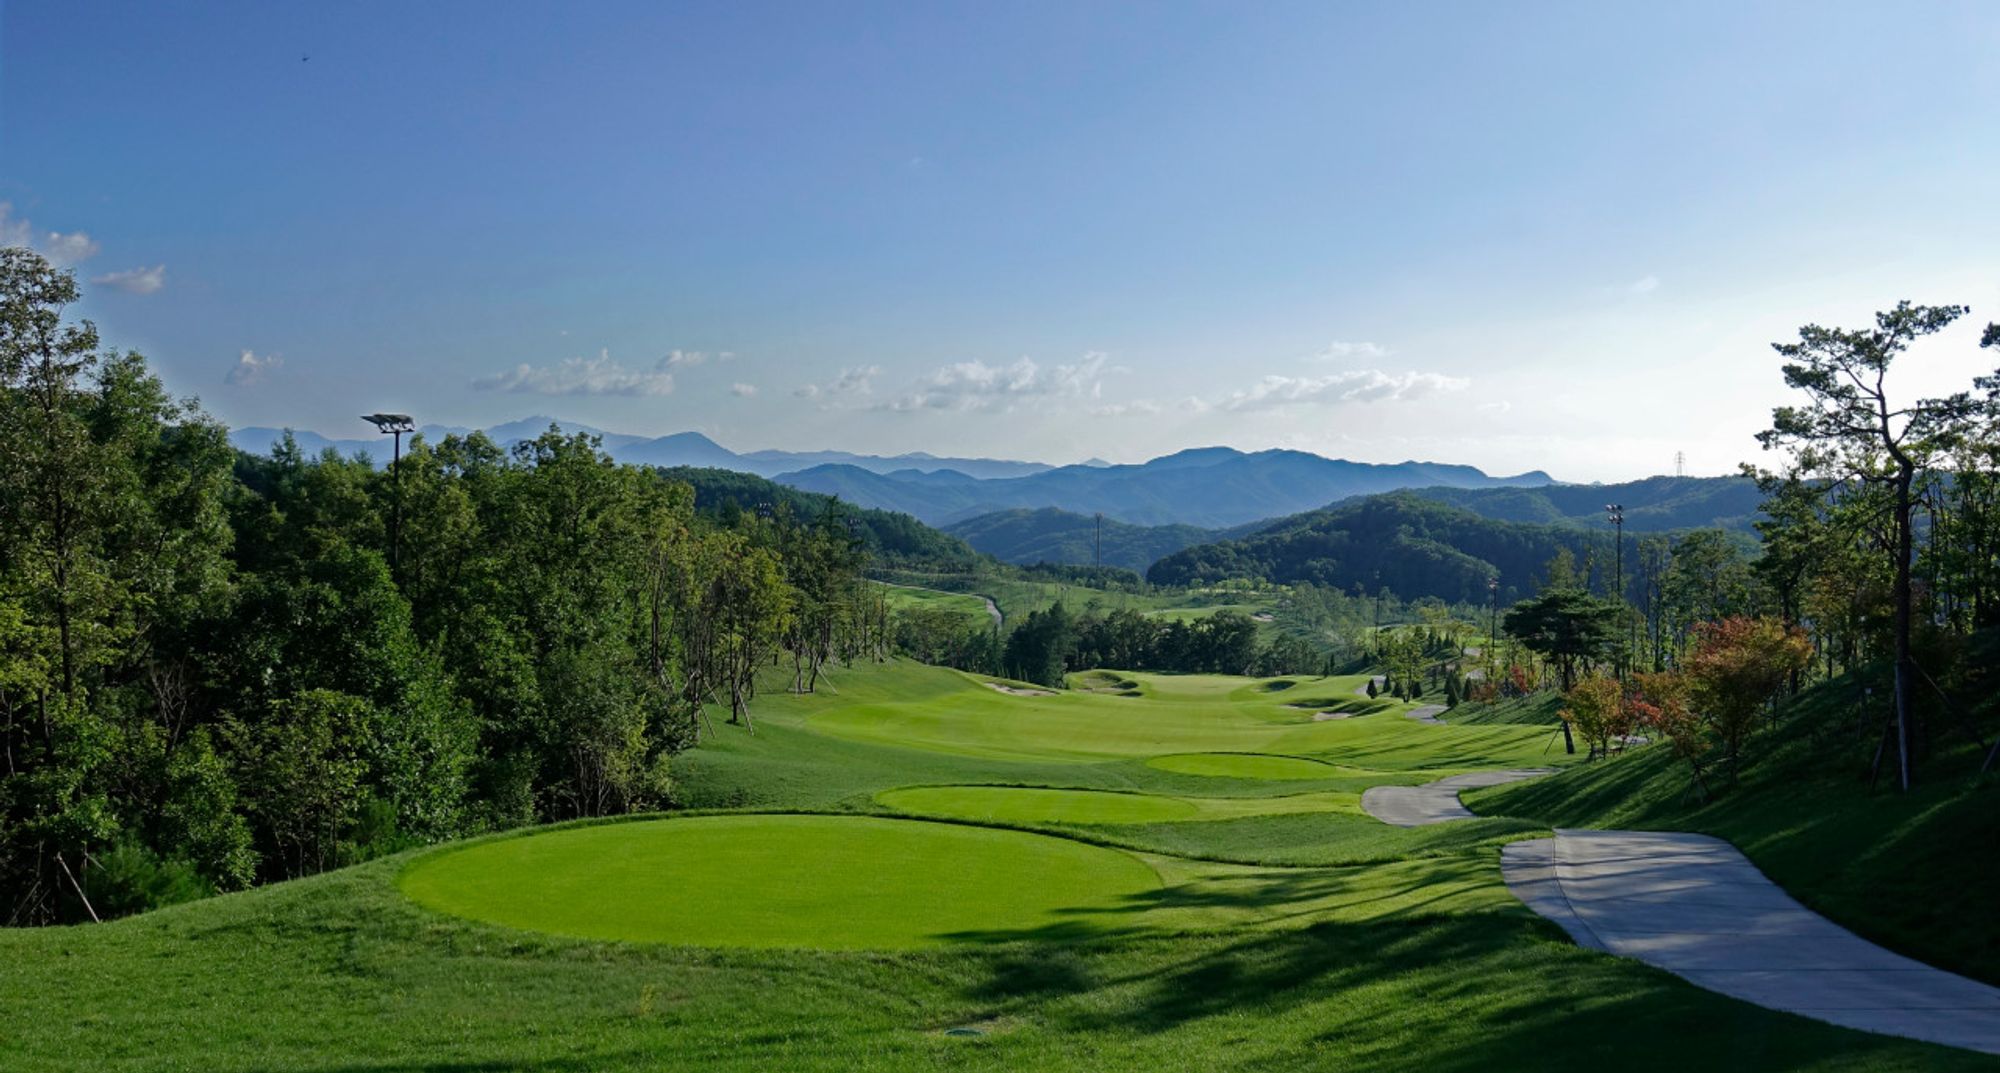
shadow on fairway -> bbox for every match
[950,915,1981,1072]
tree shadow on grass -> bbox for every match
[952,915,1988,1071]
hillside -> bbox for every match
[944,507,1261,572]
[1146,492,1609,602]
[655,467,985,569]
[778,449,1556,528]
[1405,475,1763,532]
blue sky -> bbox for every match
[4,1,1997,480]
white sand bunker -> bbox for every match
[985,681,1056,697]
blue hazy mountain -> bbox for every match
[227,417,1055,480]
[777,449,1557,529]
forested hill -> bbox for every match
[1145,492,1614,603]
[1402,474,1763,532]
[776,448,1555,528]
[653,466,984,569]
[943,507,1251,572]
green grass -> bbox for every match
[400,814,1162,950]
[876,784,1362,825]
[2,657,1992,1070]
[1146,752,1357,780]
[807,667,1563,768]
[878,785,1202,824]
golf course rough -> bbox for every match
[399,814,1161,950]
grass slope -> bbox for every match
[1468,676,2000,986]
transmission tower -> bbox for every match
[1674,451,1685,477]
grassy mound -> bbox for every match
[400,814,1162,950]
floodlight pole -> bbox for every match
[364,413,417,577]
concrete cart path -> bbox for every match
[1359,769,1554,826]
[1404,704,1446,725]
[1503,829,2000,1055]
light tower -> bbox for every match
[363,413,416,574]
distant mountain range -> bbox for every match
[227,416,1063,481]
[778,448,1556,529]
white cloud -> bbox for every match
[795,365,881,401]
[0,203,101,267]
[225,349,282,386]
[662,349,730,369]
[1477,400,1512,414]
[1629,275,1661,295]
[1217,369,1470,411]
[92,265,166,295]
[731,382,758,397]
[1315,340,1390,361]
[471,349,677,396]
[884,352,1108,413]
[1090,399,1161,417]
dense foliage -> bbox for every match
[0,248,889,923]
[1000,604,1320,686]
[1146,493,1615,602]
[943,506,1229,573]
[655,466,983,569]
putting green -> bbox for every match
[399,814,1160,950]
[1147,752,1346,780]
[879,785,1200,824]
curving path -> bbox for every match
[1404,704,1446,725]
[1502,830,2000,1055]
[1359,769,1552,826]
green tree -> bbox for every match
[1758,301,1976,790]
[1502,589,1620,753]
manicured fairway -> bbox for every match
[806,669,1562,771]
[1147,752,1350,780]
[399,814,1161,949]
[878,785,1199,824]
[878,784,1364,824]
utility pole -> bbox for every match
[1373,571,1383,661]
[1487,576,1499,684]
[364,413,416,576]
[1606,503,1626,678]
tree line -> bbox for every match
[0,248,886,923]
[1490,302,2000,787]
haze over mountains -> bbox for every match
[228,417,1060,481]
[230,416,1558,530]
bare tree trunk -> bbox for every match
[1892,466,1916,792]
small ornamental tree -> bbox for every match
[1559,675,1624,760]
[1629,670,1709,801]
[1366,677,1378,699]
[1683,616,1813,777]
